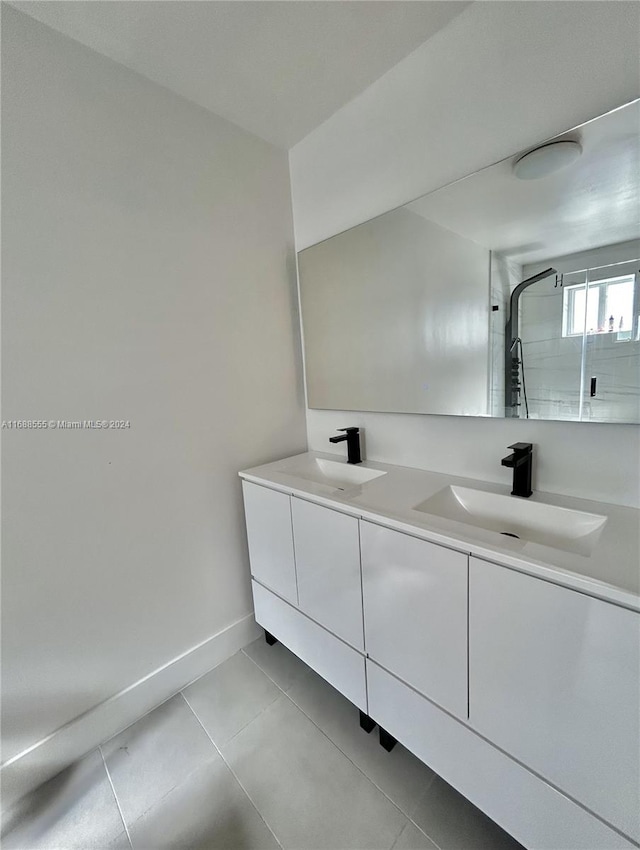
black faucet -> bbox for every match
[501,443,533,498]
[329,427,362,464]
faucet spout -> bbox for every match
[501,452,529,469]
[501,443,533,497]
[329,427,362,464]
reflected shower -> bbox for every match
[505,267,558,417]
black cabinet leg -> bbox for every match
[379,727,397,752]
[264,630,277,646]
[359,711,376,733]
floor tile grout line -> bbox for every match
[242,646,447,849]
[393,779,443,850]
[221,693,281,744]
[186,650,285,747]
[390,821,409,850]
[241,648,416,840]
[407,773,449,850]
[391,819,442,850]
[157,648,291,758]
[179,691,285,850]
[243,650,414,800]
[408,819,443,850]
[240,648,297,698]
[99,745,134,850]
[280,686,413,842]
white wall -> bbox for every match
[291,2,640,251]
[1,6,306,799]
[291,0,640,508]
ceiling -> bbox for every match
[11,0,472,149]
[407,100,640,266]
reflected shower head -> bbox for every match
[517,267,558,289]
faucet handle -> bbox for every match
[338,427,359,433]
[508,442,532,453]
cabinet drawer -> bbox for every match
[361,522,468,718]
[469,558,640,843]
[367,660,633,850]
[252,580,367,711]
[242,482,297,603]
[291,497,363,650]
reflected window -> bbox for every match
[562,274,637,338]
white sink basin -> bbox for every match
[414,485,607,556]
[280,457,387,490]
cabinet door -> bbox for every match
[469,557,640,843]
[242,482,297,604]
[367,660,634,850]
[291,498,363,650]
[253,581,367,711]
[361,522,468,718]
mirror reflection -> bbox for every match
[298,100,640,424]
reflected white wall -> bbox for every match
[299,207,490,416]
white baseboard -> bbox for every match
[1,613,261,807]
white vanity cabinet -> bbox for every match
[469,556,640,843]
[361,521,468,719]
[252,580,366,710]
[243,482,368,710]
[241,481,297,604]
[291,497,363,650]
[240,454,640,850]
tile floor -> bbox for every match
[2,638,524,850]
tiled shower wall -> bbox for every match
[519,277,640,423]
[515,242,640,423]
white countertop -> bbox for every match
[240,451,640,612]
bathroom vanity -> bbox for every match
[239,452,639,850]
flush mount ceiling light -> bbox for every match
[512,140,583,180]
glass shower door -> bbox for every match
[517,271,584,420]
[580,263,640,423]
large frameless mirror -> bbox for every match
[298,100,640,423]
